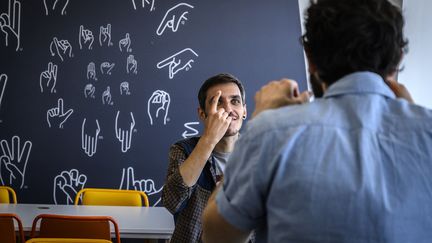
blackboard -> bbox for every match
[0,0,306,206]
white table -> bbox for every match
[0,203,174,240]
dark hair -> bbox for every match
[302,0,408,85]
[198,73,246,110]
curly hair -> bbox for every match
[302,0,408,85]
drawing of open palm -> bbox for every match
[0,136,32,189]
[156,3,193,36]
[0,74,7,111]
[115,111,135,153]
[81,118,100,157]
[53,169,87,205]
[157,48,198,79]
[47,98,73,129]
[147,90,170,125]
[0,0,21,51]
[119,167,163,206]
[40,62,57,93]
[43,0,69,16]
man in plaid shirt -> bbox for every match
[162,73,248,242]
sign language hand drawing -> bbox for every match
[131,0,155,11]
[53,169,87,205]
[147,90,170,125]
[120,82,130,95]
[126,55,138,74]
[84,84,95,98]
[99,24,113,47]
[115,111,135,153]
[47,98,73,129]
[182,122,199,138]
[0,136,32,189]
[40,62,58,93]
[119,167,164,206]
[79,25,94,50]
[119,33,132,53]
[102,86,113,105]
[0,74,7,111]
[86,62,97,80]
[156,3,194,36]
[50,37,73,62]
[81,118,100,157]
[43,0,69,16]
[157,48,198,79]
[100,62,115,75]
[0,0,21,51]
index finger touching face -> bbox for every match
[209,90,222,113]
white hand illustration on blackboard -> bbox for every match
[53,169,87,205]
[43,0,69,16]
[182,122,199,138]
[81,118,100,157]
[84,84,95,99]
[100,62,115,75]
[50,37,73,62]
[40,62,58,93]
[119,33,132,53]
[156,3,193,36]
[99,24,113,47]
[102,86,113,105]
[120,82,130,95]
[86,62,97,80]
[0,135,32,189]
[0,0,21,51]
[115,111,135,153]
[47,98,73,129]
[79,25,94,50]
[126,54,138,74]
[0,74,8,111]
[157,48,198,79]
[119,167,163,206]
[147,90,170,125]
[131,0,155,11]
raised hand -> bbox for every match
[84,84,95,98]
[120,82,130,95]
[0,0,21,51]
[119,33,132,53]
[47,98,74,128]
[99,24,113,47]
[252,79,311,119]
[115,111,135,153]
[131,0,155,11]
[40,62,58,93]
[156,3,194,36]
[79,25,94,50]
[43,0,69,15]
[100,62,115,75]
[86,62,97,80]
[156,48,198,79]
[126,55,138,74]
[0,74,8,110]
[147,90,170,125]
[50,37,73,62]
[102,86,112,105]
[0,135,32,189]
[119,167,163,206]
[53,169,87,205]
[81,118,100,157]
[201,91,232,144]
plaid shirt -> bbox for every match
[162,139,219,243]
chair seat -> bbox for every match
[26,238,112,243]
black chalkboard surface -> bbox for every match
[0,0,306,205]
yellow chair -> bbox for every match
[0,213,25,243]
[74,188,149,207]
[0,186,17,204]
[30,214,120,243]
[26,238,112,243]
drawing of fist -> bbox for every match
[120,167,163,206]
[156,3,194,36]
[47,98,74,129]
[157,48,198,79]
[50,37,73,62]
[147,90,170,125]
[120,82,130,95]
[0,136,32,189]
[102,86,113,105]
[100,62,115,75]
[0,0,21,51]
[86,62,97,80]
[126,55,138,74]
[84,84,95,99]
[119,33,132,53]
[53,169,87,204]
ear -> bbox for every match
[198,107,206,121]
[242,104,247,120]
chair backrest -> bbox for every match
[30,214,120,243]
[0,186,18,204]
[0,213,25,243]
[26,238,112,243]
[74,188,149,207]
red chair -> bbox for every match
[0,213,25,243]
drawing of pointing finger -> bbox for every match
[81,119,100,157]
[115,111,135,153]
[156,3,194,36]
[47,98,73,128]
[157,48,198,79]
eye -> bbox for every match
[231,99,241,105]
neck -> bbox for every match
[214,133,239,153]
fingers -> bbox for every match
[127,167,135,190]
[385,79,414,103]
[209,90,221,114]
[58,98,64,113]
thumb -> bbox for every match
[297,91,312,104]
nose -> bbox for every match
[221,102,233,114]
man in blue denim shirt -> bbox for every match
[202,0,432,242]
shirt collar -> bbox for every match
[323,71,396,99]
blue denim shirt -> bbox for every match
[216,72,432,243]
